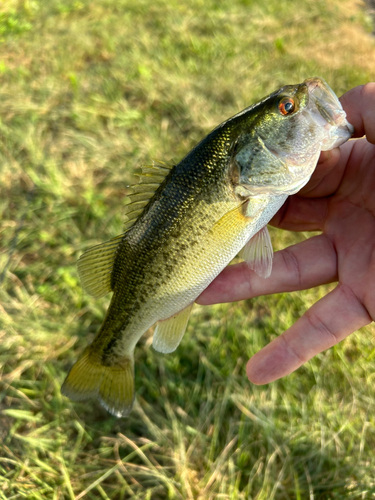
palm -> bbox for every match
[322,139,375,314]
[197,84,375,384]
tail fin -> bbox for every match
[61,346,135,417]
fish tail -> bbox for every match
[61,346,135,418]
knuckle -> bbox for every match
[281,247,302,288]
[279,334,307,365]
[339,283,374,323]
[360,82,375,101]
[304,307,338,345]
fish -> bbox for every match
[61,77,353,417]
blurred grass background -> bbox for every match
[1,0,375,498]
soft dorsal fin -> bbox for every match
[78,162,174,297]
[152,304,194,353]
[239,226,273,279]
[77,234,125,298]
[123,161,174,231]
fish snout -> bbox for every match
[303,77,354,150]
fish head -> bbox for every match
[232,77,354,196]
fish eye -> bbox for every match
[278,97,295,116]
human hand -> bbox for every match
[197,83,375,384]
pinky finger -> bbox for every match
[246,284,372,384]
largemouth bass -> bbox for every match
[62,77,353,417]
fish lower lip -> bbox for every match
[335,122,354,141]
[319,103,353,133]
[341,122,354,135]
[320,121,354,150]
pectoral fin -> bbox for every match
[239,226,273,279]
[153,304,194,353]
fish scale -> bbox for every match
[61,77,353,417]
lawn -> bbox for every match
[1,0,375,498]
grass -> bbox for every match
[1,0,375,498]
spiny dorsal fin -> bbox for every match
[123,161,174,230]
[77,234,124,298]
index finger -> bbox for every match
[340,83,375,143]
[197,234,337,305]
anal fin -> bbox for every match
[153,304,194,354]
[239,226,273,279]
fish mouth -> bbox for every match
[303,77,354,150]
